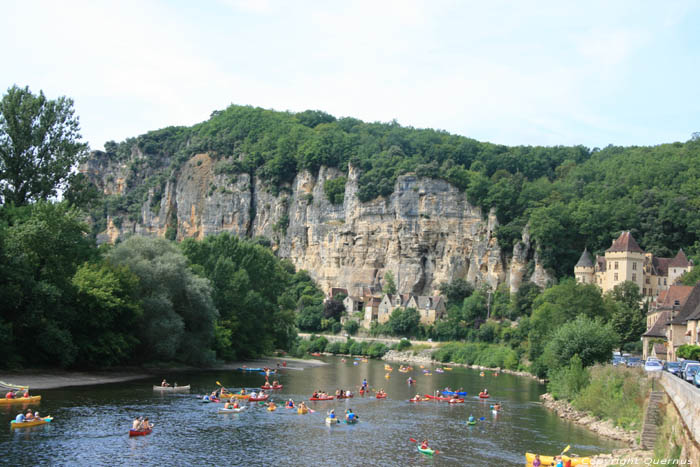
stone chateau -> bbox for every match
[574,231,692,298]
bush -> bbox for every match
[331,321,342,334]
[677,344,700,360]
[325,341,341,354]
[396,338,412,351]
[344,320,359,335]
[547,355,590,401]
[368,342,389,358]
[349,341,363,355]
[432,342,519,369]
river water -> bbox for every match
[1,357,622,466]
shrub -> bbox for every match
[396,339,412,351]
[344,320,359,335]
[677,344,700,360]
[547,355,590,401]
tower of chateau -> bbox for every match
[602,231,645,292]
[574,248,595,284]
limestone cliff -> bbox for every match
[82,151,551,295]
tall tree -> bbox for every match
[0,85,87,205]
[383,271,397,295]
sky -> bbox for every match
[2,0,699,150]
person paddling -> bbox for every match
[468,414,476,424]
[420,439,430,450]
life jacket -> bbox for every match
[5,392,13,399]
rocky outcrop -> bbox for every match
[83,151,553,295]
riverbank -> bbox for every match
[381,349,546,383]
[0,357,326,390]
[540,393,639,445]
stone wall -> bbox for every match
[659,372,700,463]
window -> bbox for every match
[632,273,637,282]
[615,262,619,270]
[646,278,650,284]
[658,278,661,285]
[664,278,667,285]
[643,288,646,296]
[614,273,618,281]
[632,262,637,270]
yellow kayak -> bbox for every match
[297,407,308,414]
[0,396,41,405]
[228,394,250,400]
[525,453,591,466]
[267,405,276,412]
[10,416,52,428]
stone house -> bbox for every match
[642,284,694,360]
[664,284,700,361]
[377,294,395,324]
[362,296,382,328]
[327,287,348,301]
[362,292,446,328]
[574,231,692,298]
[343,295,364,314]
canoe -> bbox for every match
[435,369,444,373]
[384,365,392,371]
[525,453,591,466]
[260,385,283,390]
[418,446,435,456]
[129,428,152,437]
[447,399,465,404]
[10,416,52,429]
[218,407,246,413]
[444,367,453,371]
[0,396,41,405]
[467,420,476,425]
[297,408,308,414]
[376,394,387,399]
[201,397,221,403]
[325,417,339,425]
[229,394,251,400]
[479,393,490,398]
[425,394,451,401]
[442,391,467,396]
[309,396,334,401]
[311,353,321,357]
[248,395,269,402]
[153,385,190,392]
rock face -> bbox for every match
[83,151,552,295]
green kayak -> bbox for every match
[418,446,434,456]
[467,420,476,425]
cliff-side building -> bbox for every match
[575,231,692,298]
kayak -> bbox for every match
[201,397,221,403]
[260,385,283,390]
[248,395,269,402]
[525,453,591,466]
[230,394,251,400]
[311,352,321,357]
[218,407,246,413]
[467,420,476,425]
[441,391,467,396]
[153,385,190,392]
[129,428,152,437]
[425,394,451,401]
[409,398,427,402]
[309,396,334,401]
[418,446,435,456]
[443,367,453,371]
[297,408,308,414]
[435,369,444,373]
[336,394,353,399]
[479,393,490,398]
[345,417,358,424]
[376,393,387,399]
[325,417,339,425]
[447,399,465,404]
[0,396,41,405]
[10,416,52,428]
[267,405,276,411]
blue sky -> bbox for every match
[2,0,699,150]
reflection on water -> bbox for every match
[0,357,622,466]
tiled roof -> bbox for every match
[669,249,692,268]
[643,311,670,338]
[651,257,672,277]
[651,285,693,311]
[670,284,700,325]
[330,288,348,299]
[606,231,644,253]
[575,248,594,268]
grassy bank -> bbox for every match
[549,363,651,431]
[432,342,519,370]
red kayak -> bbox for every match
[309,396,334,401]
[249,394,269,402]
[479,393,490,399]
[376,393,387,399]
[129,428,152,437]
[260,385,283,390]
[448,399,465,404]
[425,394,451,401]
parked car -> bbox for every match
[680,360,700,379]
[644,360,663,372]
[612,356,626,366]
[626,357,642,367]
[694,370,700,388]
[664,361,681,376]
[684,363,700,383]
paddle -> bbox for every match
[409,438,439,454]
[561,445,571,455]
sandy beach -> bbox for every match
[0,357,326,390]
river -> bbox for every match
[0,356,622,466]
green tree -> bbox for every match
[387,307,420,337]
[109,236,218,365]
[540,315,618,372]
[383,271,397,295]
[439,278,474,306]
[680,266,700,286]
[0,86,88,205]
[323,298,345,321]
[606,282,645,347]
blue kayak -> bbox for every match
[441,390,467,396]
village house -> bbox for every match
[574,231,693,298]
[343,295,364,314]
[641,284,693,360]
[664,284,700,361]
[364,292,446,328]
